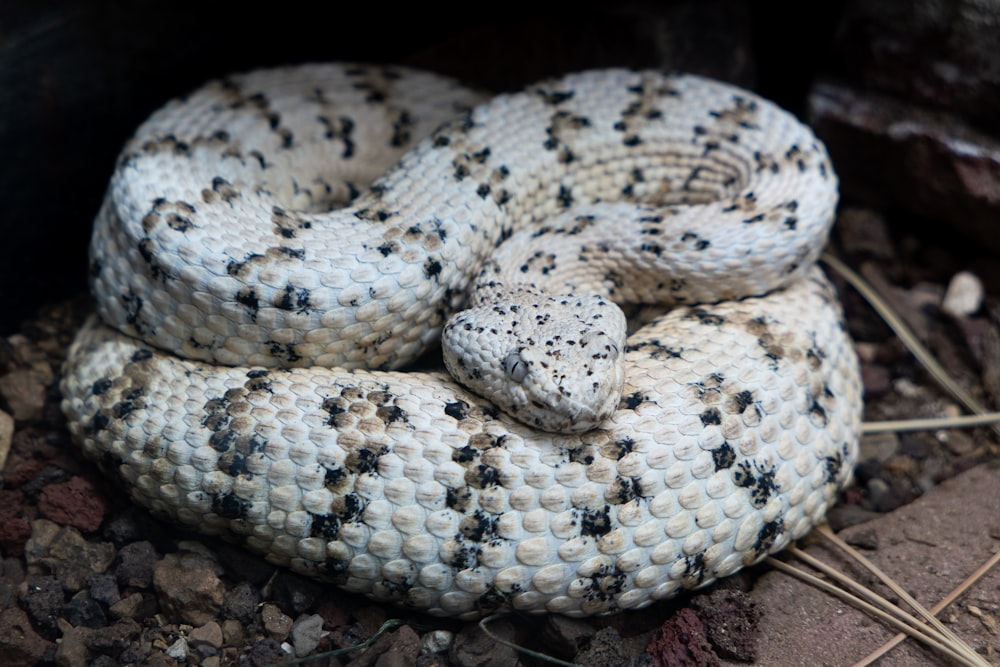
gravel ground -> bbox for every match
[1,207,999,666]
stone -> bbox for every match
[37,476,107,532]
[165,637,188,660]
[24,520,115,592]
[449,619,520,667]
[0,408,13,468]
[86,572,121,607]
[54,622,90,667]
[189,621,224,657]
[541,615,597,658]
[419,629,454,655]
[152,551,225,626]
[260,603,293,642]
[290,613,325,657]
[829,0,1000,129]
[221,580,259,623]
[941,271,984,318]
[689,589,760,661]
[0,489,31,556]
[114,540,158,589]
[266,570,320,614]
[645,609,718,667]
[0,368,47,421]
[80,618,141,655]
[0,607,54,667]
[221,619,244,646]
[809,81,1000,254]
[372,625,420,667]
[23,574,65,637]
[62,591,108,628]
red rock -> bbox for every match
[0,489,31,556]
[646,608,719,667]
[37,476,107,532]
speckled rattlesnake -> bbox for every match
[60,64,863,618]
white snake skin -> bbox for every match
[61,64,863,618]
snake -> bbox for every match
[60,63,863,619]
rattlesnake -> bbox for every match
[60,64,863,618]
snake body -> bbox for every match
[61,64,862,618]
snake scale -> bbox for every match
[60,63,863,618]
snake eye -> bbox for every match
[504,350,528,382]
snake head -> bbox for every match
[442,291,627,433]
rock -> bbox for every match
[221,619,244,646]
[372,625,421,667]
[835,207,895,261]
[152,551,225,626]
[108,592,152,620]
[646,609,719,667]
[221,580,259,623]
[23,574,65,637]
[24,519,115,592]
[115,541,158,589]
[80,618,141,655]
[0,489,31,556]
[541,614,597,658]
[242,638,287,666]
[829,0,1000,129]
[449,619,520,667]
[0,557,26,609]
[719,463,1000,666]
[290,613,326,658]
[689,589,760,661]
[101,507,163,545]
[809,81,1000,254]
[0,368,47,421]
[0,606,55,667]
[62,591,108,628]
[266,570,319,614]
[941,271,984,318]
[574,626,630,667]
[858,432,900,464]
[55,621,90,667]
[165,637,188,660]
[260,603,293,642]
[419,629,454,655]
[86,572,121,607]
[0,408,13,468]
[38,476,107,532]
[189,621,224,657]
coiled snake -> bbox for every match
[61,64,862,618]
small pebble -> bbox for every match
[189,621,224,655]
[165,637,188,660]
[290,613,325,657]
[859,432,899,463]
[420,629,454,655]
[260,603,293,642]
[221,619,244,646]
[941,270,984,318]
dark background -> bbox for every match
[2,0,997,334]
